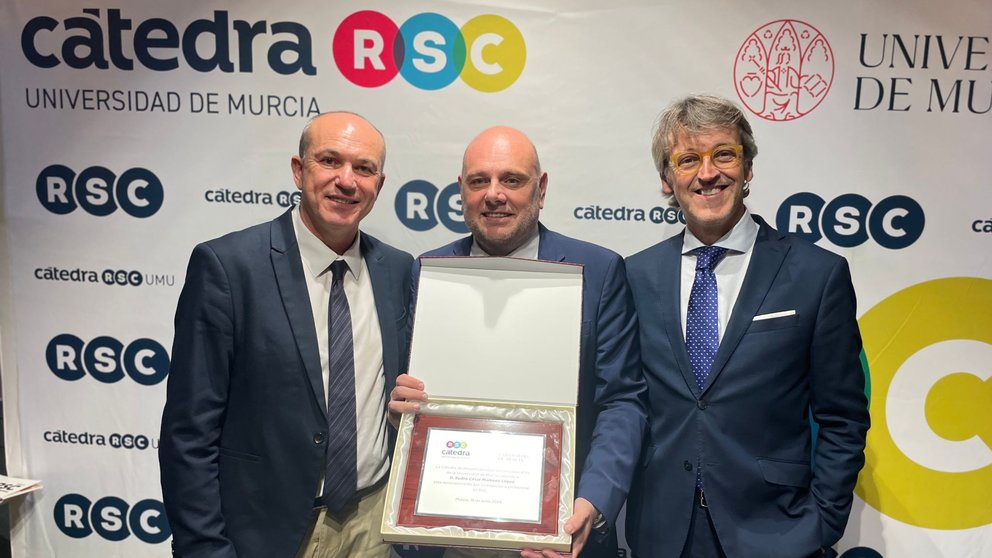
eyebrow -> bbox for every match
[312,149,379,167]
[465,169,530,178]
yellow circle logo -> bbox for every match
[856,277,992,529]
[459,15,526,92]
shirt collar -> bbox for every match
[681,208,758,255]
[469,227,541,258]
[293,206,363,280]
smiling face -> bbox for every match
[662,127,752,245]
[459,127,547,256]
[291,113,385,253]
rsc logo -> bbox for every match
[37,164,164,217]
[46,334,170,386]
[856,278,992,530]
[333,11,525,92]
[395,180,467,233]
[54,494,170,544]
[776,193,924,249]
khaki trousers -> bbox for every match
[296,485,390,558]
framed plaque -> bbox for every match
[398,414,562,535]
[382,259,581,552]
[382,400,575,552]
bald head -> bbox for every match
[299,111,386,169]
[462,126,542,178]
[458,126,548,256]
[290,110,387,253]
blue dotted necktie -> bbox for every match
[322,260,357,512]
[686,246,727,391]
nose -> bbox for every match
[484,180,505,203]
[696,156,721,181]
[335,164,358,189]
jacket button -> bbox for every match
[683,461,693,471]
[697,399,708,410]
[313,433,325,444]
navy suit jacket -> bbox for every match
[159,209,413,558]
[624,215,869,558]
[404,224,646,556]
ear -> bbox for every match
[375,174,386,197]
[745,165,753,184]
[661,172,674,196]
[537,172,548,209]
[291,155,304,190]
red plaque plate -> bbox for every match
[397,414,562,536]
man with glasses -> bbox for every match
[160,112,412,558]
[624,95,869,558]
[390,126,647,558]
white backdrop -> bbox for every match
[0,1,989,556]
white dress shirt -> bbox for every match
[679,209,760,342]
[293,207,389,493]
[469,228,540,259]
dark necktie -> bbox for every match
[322,260,357,512]
[686,246,728,391]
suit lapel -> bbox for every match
[362,235,399,389]
[449,236,473,256]
[703,218,790,393]
[270,210,327,419]
[536,224,568,262]
[658,233,702,396]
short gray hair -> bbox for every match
[651,95,757,184]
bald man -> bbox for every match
[390,127,647,558]
[160,112,413,558]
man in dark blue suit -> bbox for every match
[624,95,869,558]
[389,127,647,558]
[160,112,413,558]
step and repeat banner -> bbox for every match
[0,0,989,556]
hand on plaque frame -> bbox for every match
[388,373,428,427]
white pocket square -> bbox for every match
[753,309,797,321]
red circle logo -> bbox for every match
[333,11,400,88]
[734,20,834,121]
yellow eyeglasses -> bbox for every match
[669,144,743,175]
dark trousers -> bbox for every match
[676,489,833,558]
[679,489,726,558]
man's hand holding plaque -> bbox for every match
[521,497,599,558]
[389,373,427,427]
